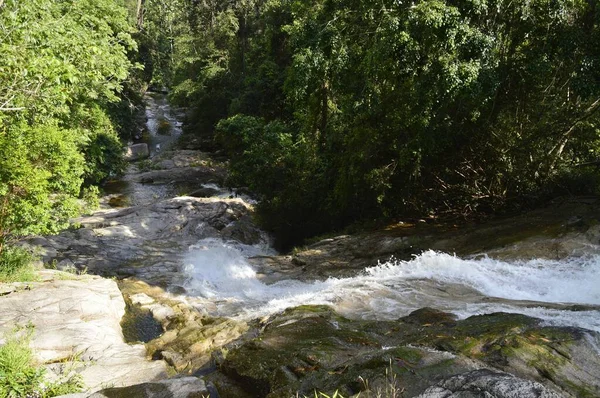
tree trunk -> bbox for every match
[136,0,146,29]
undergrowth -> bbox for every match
[0,246,38,283]
[0,326,84,397]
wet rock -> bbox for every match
[23,196,266,287]
[0,271,167,392]
[216,306,485,397]
[120,279,249,374]
[214,306,596,398]
[221,216,263,245]
[134,167,224,186]
[250,198,600,284]
[416,369,562,398]
[419,312,600,398]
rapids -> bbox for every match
[182,238,600,332]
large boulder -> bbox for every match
[212,306,598,397]
[22,196,267,288]
[120,279,249,374]
[84,377,211,398]
[0,270,167,393]
[124,143,150,161]
[416,369,562,398]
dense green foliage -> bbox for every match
[0,0,140,252]
[128,0,600,246]
[0,246,37,283]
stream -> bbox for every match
[181,238,600,333]
[111,91,600,336]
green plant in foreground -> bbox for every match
[0,327,84,397]
[0,327,44,397]
[298,360,403,398]
[0,246,38,283]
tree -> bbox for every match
[145,0,600,247]
[0,0,137,254]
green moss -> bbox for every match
[390,347,423,364]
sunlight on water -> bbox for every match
[182,238,600,332]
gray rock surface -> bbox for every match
[0,270,167,392]
[88,377,210,398]
[23,196,266,288]
[416,369,564,398]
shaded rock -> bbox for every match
[215,306,596,398]
[124,143,150,161]
[221,215,263,245]
[85,377,210,398]
[133,167,224,186]
[188,187,220,198]
[249,198,600,284]
[156,159,176,169]
[416,369,563,398]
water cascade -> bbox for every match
[183,238,600,332]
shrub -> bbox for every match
[0,327,84,398]
[0,246,37,283]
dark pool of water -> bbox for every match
[121,303,163,344]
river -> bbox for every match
[181,237,600,333]
[109,91,600,336]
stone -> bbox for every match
[124,143,150,161]
[119,279,249,375]
[188,187,220,198]
[416,369,563,398]
[24,196,266,288]
[130,293,155,306]
[0,271,167,393]
[214,306,599,397]
[84,377,210,398]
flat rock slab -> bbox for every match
[0,270,167,392]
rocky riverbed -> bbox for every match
[2,95,600,397]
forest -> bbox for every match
[142,0,600,247]
[1,0,600,255]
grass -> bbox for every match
[0,326,84,397]
[298,361,404,398]
[0,245,39,283]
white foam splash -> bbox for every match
[369,251,600,305]
[182,240,600,332]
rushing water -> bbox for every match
[112,92,600,334]
[182,238,600,332]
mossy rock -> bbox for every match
[218,306,485,397]
[216,306,600,397]
[423,313,600,397]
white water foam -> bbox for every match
[182,239,600,332]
